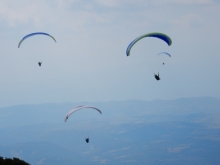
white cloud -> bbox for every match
[172,13,203,29]
[167,145,190,153]
[156,0,214,5]
[94,0,118,7]
[0,0,115,29]
[55,0,80,9]
[109,146,132,153]
[94,0,214,7]
[91,156,108,164]
[0,1,53,27]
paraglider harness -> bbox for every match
[154,73,160,81]
[85,137,89,143]
[38,62,42,66]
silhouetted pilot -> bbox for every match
[38,62,42,66]
[85,138,89,143]
[154,73,160,81]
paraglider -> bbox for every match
[126,32,172,56]
[154,73,160,81]
[125,32,172,81]
[64,106,102,122]
[18,32,56,48]
[158,52,171,65]
[64,106,102,143]
[38,62,42,66]
[85,137,89,143]
[18,32,56,66]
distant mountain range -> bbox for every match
[0,96,220,165]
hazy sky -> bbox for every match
[0,0,220,107]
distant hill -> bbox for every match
[0,96,219,129]
[0,157,30,165]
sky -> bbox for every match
[0,0,220,107]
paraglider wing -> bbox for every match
[18,32,56,48]
[158,52,171,57]
[126,32,172,56]
[64,106,102,122]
